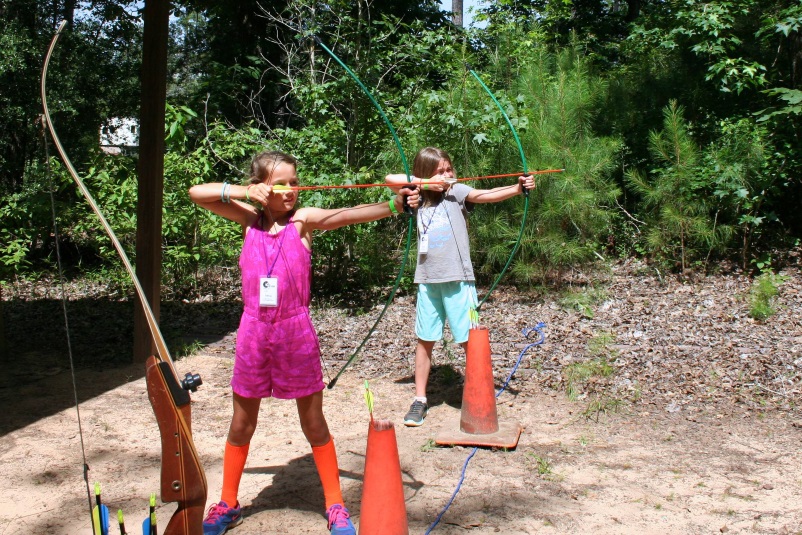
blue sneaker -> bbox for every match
[326,504,356,535]
[203,501,242,535]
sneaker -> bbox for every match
[203,501,242,535]
[326,504,356,535]
[403,400,428,426]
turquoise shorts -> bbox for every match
[415,281,478,344]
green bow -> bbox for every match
[469,69,531,312]
[312,35,415,388]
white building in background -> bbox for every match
[100,118,139,155]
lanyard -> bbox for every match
[420,200,442,235]
[260,216,288,277]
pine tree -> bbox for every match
[625,101,728,273]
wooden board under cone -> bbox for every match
[435,327,522,449]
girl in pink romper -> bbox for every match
[189,150,417,535]
[233,210,322,400]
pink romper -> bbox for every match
[231,212,323,399]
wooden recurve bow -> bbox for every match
[41,20,207,534]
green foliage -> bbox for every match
[401,39,622,285]
[670,1,767,95]
[700,118,778,269]
[754,4,802,121]
[0,154,103,277]
[558,286,608,319]
[291,6,460,171]
[607,0,802,245]
[162,108,415,298]
[757,88,802,121]
[0,162,53,275]
[587,330,617,358]
[510,47,622,282]
[563,356,614,402]
[625,101,787,271]
[625,101,731,272]
[477,0,634,69]
[5,0,802,290]
[0,13,52,191]
[525,452,554,476]
[581,396,624,421]
[748,270,787,320]
[562,330,618,406]
[160,118,254,290]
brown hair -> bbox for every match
[248,151,297,184]
[413,147,454,202]
[412,146,453,179]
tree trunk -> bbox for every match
[625,0,641,22]
[452,0,463,27]
[62,0,76,28]
[0,286,6,361]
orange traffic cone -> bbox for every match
[359,419,408,535]
[460,326,499,434]
[435,326,522,448]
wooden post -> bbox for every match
[134,0,169,363]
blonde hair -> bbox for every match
[248,151,297,184]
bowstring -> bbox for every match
[40,114,96,532]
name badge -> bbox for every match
[419,234,429,254]
[259,277,278,307]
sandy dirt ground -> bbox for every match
[2,263,802,534]
[2,347,801,534]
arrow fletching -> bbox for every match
[363,381,375,422]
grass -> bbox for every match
[173,339,205,358]
[562,330,623,419]
[581,396,624,420]
[558,285,609,318]
[587,331,617,358]
[526,452,560,480]
[563,356,614,401]
[748,271,788,320]
[420,438,436,452]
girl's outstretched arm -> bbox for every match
[386,173,446,193]
[466,175,535,204]
[188,182,260,227]
[298,188,417,232]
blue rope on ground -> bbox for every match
[497,322,546,398]
[424,447,478,535]
[424,323,547,534]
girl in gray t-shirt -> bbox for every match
[386,147,535,426]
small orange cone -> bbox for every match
[435,326,522,448]
[359,419,409,535]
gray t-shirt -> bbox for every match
[414,183,475,284]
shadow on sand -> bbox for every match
[0,295,240,435]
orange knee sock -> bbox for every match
[221,441,250,507]
[312,437,344,509]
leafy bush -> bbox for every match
[748,271,787,320]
